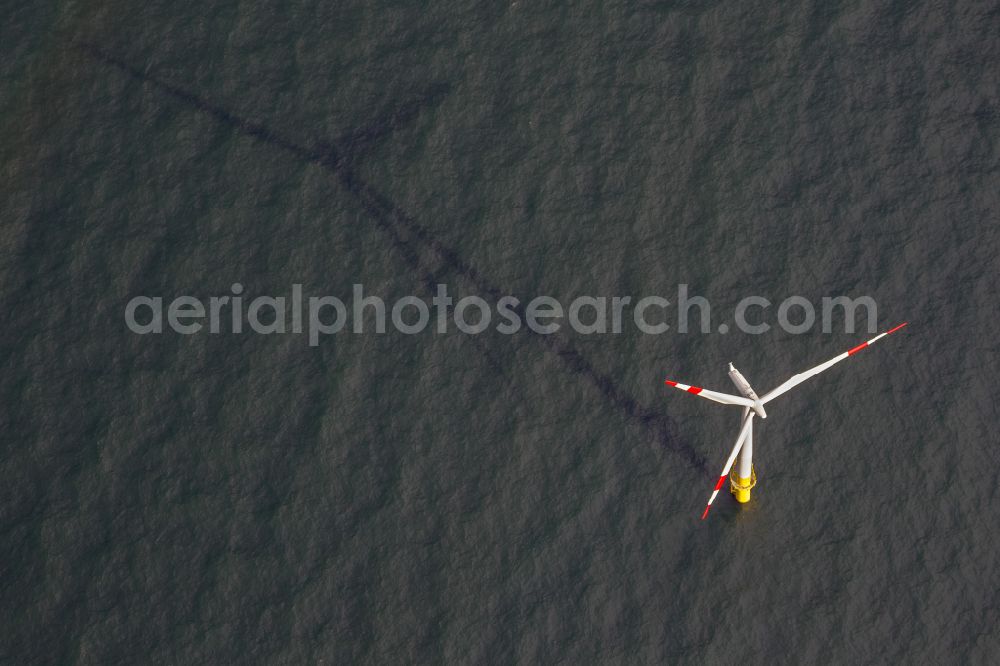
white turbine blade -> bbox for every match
[701,413,755,520]
[664,379,755,408]
[761,322,908,405]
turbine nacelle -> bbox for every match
[727,363,767,419]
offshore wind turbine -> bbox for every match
[663,323,908,520]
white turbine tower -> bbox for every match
[663,323,908,520]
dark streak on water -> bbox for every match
[79,42,705,474]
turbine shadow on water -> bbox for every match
[79,43,708,476]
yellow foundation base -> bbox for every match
[729,467,757,504]
[733,478,752,503]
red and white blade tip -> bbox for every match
[847,321,908,356]
[700,474,729,520]
[664,379,703,395]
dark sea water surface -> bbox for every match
[3,1,999,663]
